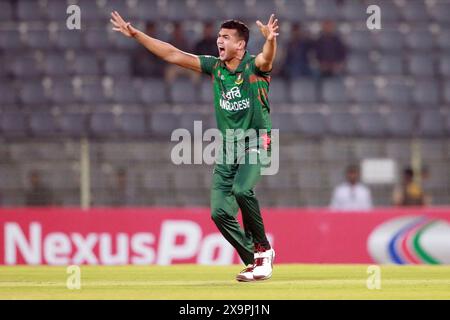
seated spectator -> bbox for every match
[25,170,55,206]
[165,22,200,83]
[194,21,218,56]
[132,21,165,77]
[330,164,373,211]
[393,167,431,206]
[283,23,314,78]
[315,20,347,77]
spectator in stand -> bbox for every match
[165,22,200,83]
[25,170,55,206]
[132,21,165,77]
[283,23,315,78]
[194,21,218,56]
[393,167,431,207]
[330,164,373,211]
[315,20,347,77]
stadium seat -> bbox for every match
[345,30,375,52]
[386,111,416,137]
[58,113,87,138]
[252,0,279,20]
[84,30,112,50]
[149,112,180,137]
[429,2,450,24]
[118,113,148,137]
[0,112,28,138]
[369,0,401,22]
[376,30,405,52]
[0,1,13,21]
[200,79,214,105]
[408,54,435,77]
[29,112,58,137]
[269,79,289,104]
[192,0,224,20]
[341,0,367,21]
[401,1,430,22]
[134,0,162,21]
[76,0,103,21]
[351,79,380,105]
[164,0,193,21]
[376,54,405,75]
[140,78,168,105]
[0,30,23,51]
[222,0,251,20]
[111,79,140,105]
[89,112,119,137]
[346,54,374,75]
[328,113,357,136]
[444,81,450,104]
[169,79,198,105]
[271,113,299,133]
[17,0,45,21]
[72,54,101,75]
[437,29,450,52]
[24,30,53,50]
[419,110,446,138]
[10,55,42,79]
[278,0,307,22]
[19,82,49,106]
[0,82,18,105]
[43,53,70,77]
[322,79,350,104]
[103,54,131,76]
[297,113,327,138]
[406,29,435,52]
[49,79,78,105]
[80,82,109,105]
[380,80,412,107]
[46,0,69,22]
[355,112,387,138]
[314,0,340,20]
[54,30,83,50]
[179,112,215,133]
[439,56,450,77]
[412,80,441,107]
[290,79,318,103]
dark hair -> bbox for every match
[404,167,414,178]
[220,20,250,48]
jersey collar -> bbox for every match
[221,51,251,74]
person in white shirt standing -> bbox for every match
[330,164,373,211]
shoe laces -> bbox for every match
[241,265,254,273]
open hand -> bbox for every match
[110,11,138,37]
[256,14,279,41]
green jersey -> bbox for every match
[199,52,272,139]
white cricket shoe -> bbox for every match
[252,245,275,281]
[236,264,255,282]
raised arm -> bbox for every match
[255,14,279,72]
[110,11,202,73]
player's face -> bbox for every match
[217,28,244,61]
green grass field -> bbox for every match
[1,264,450,300]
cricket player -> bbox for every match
[110,11,278,281]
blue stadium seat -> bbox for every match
[0,1,13,21]
[170,79,198,105]
[0,30,23,51]
[134,0,162,20]
[43,53,70,77]
[328,113,357,136]
[84,30,112,50]
[29,112,57,137]
[314,0,340,20]
[111,79,140,105]
[419,111,446,138]
[346,54,374,75]
[278,0,307,22]
[49,79,78,105]
[55,30,83,50]
[10,55,42,78]
[72,54,100,75]
[140,78,168,105]
[437,29,450,52]
[408,54,435,77]
[401,2,430,22]
[351,80,380,105]
[164,0,193,21]
[439,56,450,77]
[290,79,318,103]
[59,113,87,137]
[200,78,214,104]
[369,0,401,22]
[412,80,440,107]
[0,112,28,138]
[89,112,119,137]
[192,0,224,20]
[345,30,375,52]
[269,79,289,104]
[341,0,367,21]
[19,82,49,106]
[271,113,299,133]
[0,82,18,105]
[119,112,148,137]
[376,30,405,52]
[80,83,109,105]
[322,79,350,104]
[386,111,416,137]
[149,112,180,137]
[406,29,435,52]
[24,30,53,50]
[104,54,131,76]
[380,80,412,107]
[297,113,327,137]
[17,0,46,21]
[356,112,387,137]
[376,54,405,75]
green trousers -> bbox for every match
[210,142,271,265]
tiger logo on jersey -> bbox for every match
[235,73,243,85]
